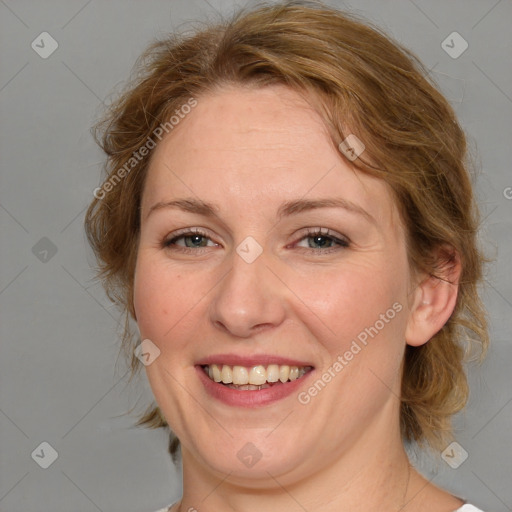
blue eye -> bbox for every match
[161,227,350,254]
[163,229,215,250]
[295,228,350,252]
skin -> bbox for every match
[133,85,463,512]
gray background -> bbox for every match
[0,0,511,511]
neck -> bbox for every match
[176,417,416,512]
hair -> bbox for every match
[84,0,489,460]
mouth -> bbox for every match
[196,358,315,407]
[201,363,314,390]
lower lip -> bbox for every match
[196,366,314,407]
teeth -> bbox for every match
[220,365,233,384]
[212,365,222,382]
[266,364,279,383]
[289,367,299,381]
[227,383,270,391]
[249,365,267,385]
[204,364,310,386]
[232,366,249,385]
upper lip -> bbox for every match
[196,354,314,367]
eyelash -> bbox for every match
[161,227,350,255]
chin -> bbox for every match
[184,429,316,485]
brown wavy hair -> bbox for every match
[84,0,488,460]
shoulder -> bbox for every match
[152,501,177,512]
[150,503,487,512]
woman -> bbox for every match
[85,2,489,511]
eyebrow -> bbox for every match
[146,197,376,224]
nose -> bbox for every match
[208,244,287,339]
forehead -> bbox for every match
[142,85,399,229]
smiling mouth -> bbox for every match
[201,364,313,390]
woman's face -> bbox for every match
[134,85,413,483]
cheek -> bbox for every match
[133,253,216,348]
[289,262,404,355]
[133,255,182,341]
[294,265,407,415]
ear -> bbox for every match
[405,246,461,347]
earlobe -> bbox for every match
[405,247,461,347]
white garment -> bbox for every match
[155,504,485,512]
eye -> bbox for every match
[294,228,350,253]
[162,228,218,252]
[161,227,350,255]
